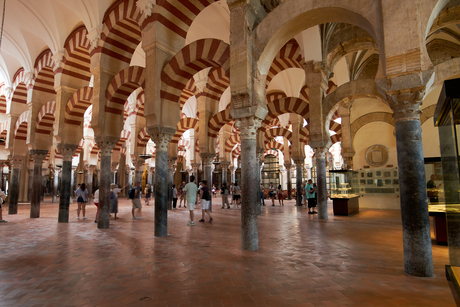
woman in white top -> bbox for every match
[75,183,89,220]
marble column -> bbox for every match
[8,156,24,214]
[85,165,94,203]
[58,145,78,223]
[70,166,76,204]
[52,168,59,203]
[229,165,235,183]
[314,147,328,220]
[200,153,215,212]
[221,162,230,185]
[30,150,48,218]
[167,158,176,210]
[97,141,116,229]
[151,133,173,237]
[256,149,263,216]
[28,167,33,202]
[293,157,304,206]
[192,163,200,182]
[389,88,433,277]
[133,159,145,184]
[236,117,261,251]
[285,164,292,200]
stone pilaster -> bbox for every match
[313,147,328,220]
[200,153,215,212]
[8,156,24,214]
[235,116,262,251]
[96,140,116,229]
[292,157,304,207]
[29,150,48,218]
[150,132,173,237]
[58,144,78,223]
[285,163,292,200]
[388,87,433,277]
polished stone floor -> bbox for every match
[0,196,455,306]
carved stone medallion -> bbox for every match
[365,145,389,167]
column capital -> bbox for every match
[30,150,48,166]
[220,161,231,169]
[235,116,262,140]
[200,153,215,167]
[96,140,117,157]
[10,156,24,169]
[387,86,425,123]
[314,147,328,159]
[150,133,173,151]
[57,144,78,161]
[292,156,305,166]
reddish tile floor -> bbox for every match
[0,197,455,306]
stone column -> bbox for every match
[52,168,59,203]
[167,158,176,210]
[133,159,145,184]
[85,165,94,203]
[28,167,33,202]
[221,162,230,185]
[0,161,4,191]
[236,117,262,251]
[256,148,264,216]
[292,157,304,206]
[70,166,76,204]
[151,133,173,237]
[96,140,116,229]
[41,169,46,201]
[200,153,215,212]
[388,88,433,277]
[29,150,48,218]
[8,156,24,214]
[229,165,235,183]
[58,145,78,223]
[314,147,328,220]
[285,163,292,200]
[111,162,118,184]
[192,163,200,182]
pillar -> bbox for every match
[236,117,261,251]
[229,165,235,183]
[151,133,173,237]
[111,162,118,184]
[256,149,263,216]
[8,156,24,214]
[30,150,48,218]
[58,145,78,223]
[192,163,200,182]
[221,162,230,185]
[200,153,215,212]
[52,167,59,203]
[293,157,304,206]
[28,167,33,202]
[389,88,433,277]
[133,159,144,184]
[314,147,328,220]
[85,165,94,203]
[70,166,76,204]
[0,161,4,191]
[167,158,176,210]
[285,163,292,200]
[97,141,116,229]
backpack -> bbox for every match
[128,188,135,199]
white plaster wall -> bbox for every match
[353,122,397,168]
[421,120,441,158]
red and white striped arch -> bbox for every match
[14,111,29,140]
[137,127,150,147]
[161,39,230,106]
[266,39,304,89]
[36,101,56,135]
[65,87,93,126]
[299,85,309,102]
[225,134,241,153]
[264,127,292,144]
[170,117,199,144]
[208,108,233,138]
[205,67,229,102]
[300,126,309,145]
[0,121,8,147]
[180,79,197,110]
[105,66,145,115]
[264,149,279,158]
[267,91,286,103]
[142,0,218,38]
[89,140,99,155]
[32,49,55,95]
[0,84,6,114]
[59,26,91,83]
[331,134,341,145]
[55,148,63,160]
[131,91,144,118]
[99,0,142,64]
[73,139,85,157]
[265,140,285,153]
[260,97,310,132]
[232,144,241,159]
[12,68,28,105]
[113,130,131,152]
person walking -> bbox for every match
[234,182,241,208]
[277,184,284,206]
[260,183,265,206]
[110,183,128,220]
[132,181,142,219]
[306,179,317,214]
[268,182,276,206]
[199,180,213,223]
[221,183,230,209]
[172,184,178,209]
[184,176,198,226]
[144,184,152,206]
[75,183,89,220]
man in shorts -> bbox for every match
[184,176,198,226]
[132,181,142,220]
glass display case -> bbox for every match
[328,170,359,215]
